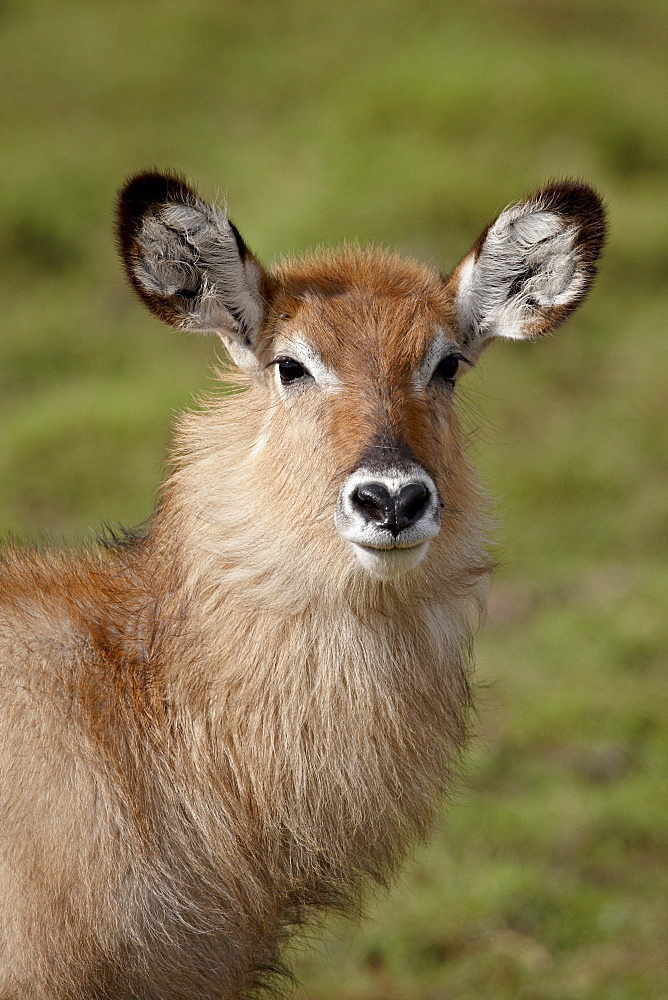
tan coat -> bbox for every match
[0,174,605,998]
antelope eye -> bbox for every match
[434,354,460,383]
[277,357,307,383]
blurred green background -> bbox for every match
[1,1,666,996]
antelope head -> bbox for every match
[118,174,604,582]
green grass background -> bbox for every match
[1,1,666,996]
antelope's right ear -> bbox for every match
[117,172,269,372]
[447,181,606,346]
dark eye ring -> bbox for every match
[433,354,461,383]
[276,357,308,383]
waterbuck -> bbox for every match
[0,174,605,998]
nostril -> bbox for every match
[395,484,429,533]
[352,483,394,526]
[350,481,431,536]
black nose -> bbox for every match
[351,482,430,536]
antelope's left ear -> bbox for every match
[447,181,606,345]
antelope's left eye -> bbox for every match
[433,354,461,383]
[277,357,307,383]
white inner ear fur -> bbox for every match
[134,202,265,355]
[219,334,263,375]
[455,205,586,341]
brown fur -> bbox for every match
[0,177,605,998]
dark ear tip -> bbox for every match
[115,170,200,251]
[535,178,607,259]
[117,170,195,214]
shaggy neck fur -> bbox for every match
[111,380,492,997]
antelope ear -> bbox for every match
[448,181,606,344]
[117,172,268,372]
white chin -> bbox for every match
[350,542,430,579]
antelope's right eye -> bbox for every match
[277,357,307,383]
